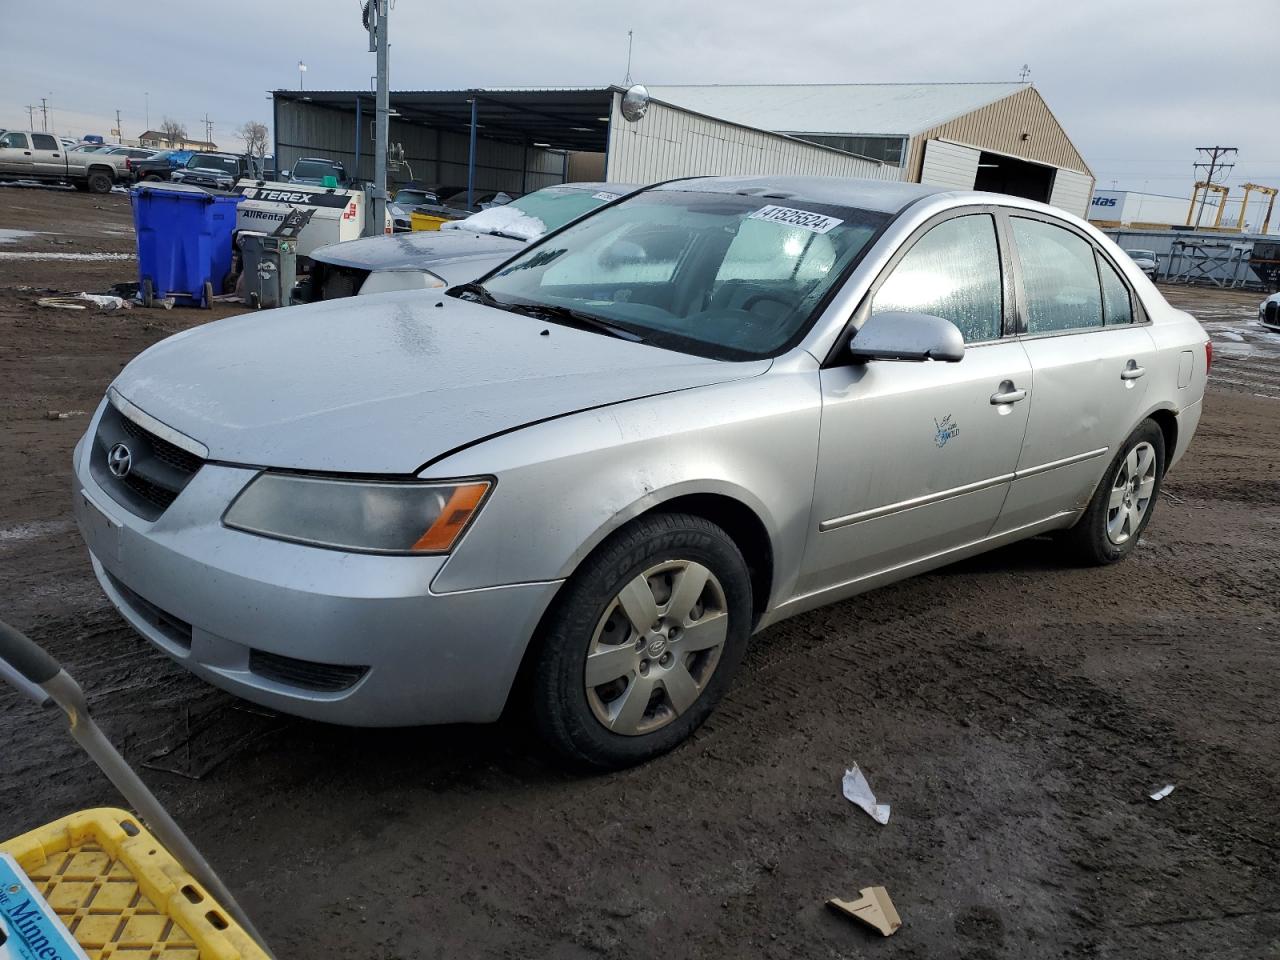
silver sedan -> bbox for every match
[73,176,1209,769]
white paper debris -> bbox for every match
[1148,784,1175,801]
[842,764,890,824]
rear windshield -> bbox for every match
[293,160,340,180]
[188,154,239,173]
[504,187,625,233]
[477,189,889,360]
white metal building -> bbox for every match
[272,81,1093,214]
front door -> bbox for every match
[994,213,1159,532]
[0,132,33,177]
[799,211,1032,598]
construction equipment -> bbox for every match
[0,620,273,959]
[1236,183,1278,235]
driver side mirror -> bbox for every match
[848,311,965,363]
[280,170,291,180]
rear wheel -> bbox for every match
[530,513,753,770]
[1063,419,1165,565]
[72,181,90,192]
[86,170,112,194]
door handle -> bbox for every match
[990,382,1027,405]
[1121,363,1146,381]
[23,151,31,155]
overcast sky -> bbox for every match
[2,0,1276,198]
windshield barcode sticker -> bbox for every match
[748,205,843,234]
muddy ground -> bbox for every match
[1,185,1277,959]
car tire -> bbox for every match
[72,181,90,192]
[530,512,753,770]
[143,174,162,183]
[86,170,112,194]
[1063,419,1165,565]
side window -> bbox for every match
[1011,217,1104,333]
[1097,254,1133,325]
[872,214,1003,343]
[0,132,29,149]
[31,134,58,151]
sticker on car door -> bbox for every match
[747,205,844,234]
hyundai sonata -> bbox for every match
[73,176,1209,768]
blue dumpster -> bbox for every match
[130,183,243,308]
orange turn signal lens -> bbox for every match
[411,482,490,552]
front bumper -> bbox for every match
[72,425,561,727]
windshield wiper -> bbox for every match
[505,303,646,343]
[450,281,505,308]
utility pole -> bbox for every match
[39,98,49,132]
[25,104,36,128]
[202,113,213,147]
[369,0,390,232]
[1192,145,1237,229]
[115,109,122,140]
[624,29,634,84]
[145,92,150,132]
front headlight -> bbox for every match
[224,474,491,554]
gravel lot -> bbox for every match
[2,185,1277,959]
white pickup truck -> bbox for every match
[0,130,124,193]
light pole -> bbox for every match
[298,60,307,91]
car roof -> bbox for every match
[654,175,949,214]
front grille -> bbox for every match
[90,402,204,521]
[249,649,368,693]
[104,571,193,650]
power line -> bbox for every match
[1192,145,1237,228]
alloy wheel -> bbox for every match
[1107,441,1157,545]
[584,560,729,736]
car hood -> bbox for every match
[111,294,769,474]
[311,230,525,272]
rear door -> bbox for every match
[0,132,33,176]
[30,133,65,178]
[993,211,1158,532]
[799,210,1033,596]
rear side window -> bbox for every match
[872,214,1004,343]
[1098,255,1133,325]
[1011,217,1103,333]
[32,134,58,151]
[0,132,29,149]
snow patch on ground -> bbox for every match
[0,228,46,245]
[0,251,134,261]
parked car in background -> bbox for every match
[283,157,347,186]
[301,182,637,300]
[126,149,194,182]
[1124,248,1160,279]
[0,130,121,192]
[73,176,1209,769]
[1259,291,1280,331]
[171,152,260,191]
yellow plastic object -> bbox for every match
[410,210,449,231]
[1,809,268,960]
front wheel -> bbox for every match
[530,513,753,770]
[1062,419,1165,565]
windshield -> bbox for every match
[472,189,888,360]
[1126,249,1156,260]
[393,189,433,206]
[292,159,340,181]
[188,154,238,173]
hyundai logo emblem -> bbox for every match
[107,443,133,479]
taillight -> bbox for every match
[1205,340,1213,372]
